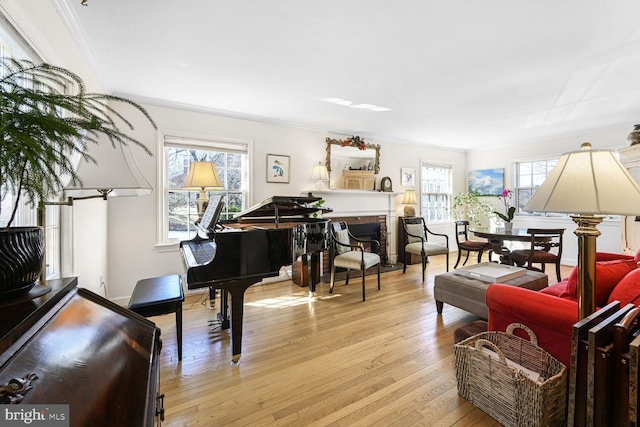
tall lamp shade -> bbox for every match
[524,142,640,319]
[402,189,417,217]
[184,161,224,216]
[311,162,329,190]
[63,143,152,198]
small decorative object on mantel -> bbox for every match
[380,176,393,192]
[628,124,640,146]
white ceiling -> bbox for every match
[55,0,640,150]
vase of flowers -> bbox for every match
[494,188,515,231]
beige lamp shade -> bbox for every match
[184,161,223,190]
[524,142,640,215]
[402,189,417,205]
[402,189,417,216]
[311,162,329,190]
[64,142,152,198]
[311,162,329,181]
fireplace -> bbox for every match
[321,215,388,276]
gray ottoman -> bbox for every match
[434,270,548,319]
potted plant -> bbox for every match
[0,57,156,298]
[493,188,516,230]
[451,192,493,226]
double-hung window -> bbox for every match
[515,158,558,213]
[160,136,249,244]
[420,164,452,222]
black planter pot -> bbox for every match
[0,227,44,299]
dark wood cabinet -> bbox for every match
[397,216,418,265]
[0,277,162,426]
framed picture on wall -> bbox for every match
[267,154,290,183]
[468,168,504,196]
[401,168,415,186]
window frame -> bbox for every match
[419,162,453,223]
[514,156,561,216]
[156,131,252,247]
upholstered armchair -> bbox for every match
[329,221,381,301]
[400,217,449,281]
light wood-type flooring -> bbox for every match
[152,257,572,426]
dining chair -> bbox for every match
[510,228,565,281]
[454,220,493,268]
[329,221,381,301]
[401,217,449,281]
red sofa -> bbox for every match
[486,251,640,368]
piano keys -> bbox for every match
[180,195,330,364]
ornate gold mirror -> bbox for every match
[325,137,380,174]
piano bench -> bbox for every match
[128,275,184,361]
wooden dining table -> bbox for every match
[470,226,542,264]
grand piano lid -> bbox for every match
[234,195,330,219]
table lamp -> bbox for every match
[402,189,417,217]
[523,142,640,319]
[184,161,224,217]
[311,162,329,190]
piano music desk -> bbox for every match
[129,275,184,361]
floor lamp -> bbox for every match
[523,142,640,319]
[38,143,153,281]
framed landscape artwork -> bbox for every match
[468,168,504,196]
[267,154,290,183]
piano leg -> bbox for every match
[208,278,262,366]
[307,252,321,297]
[219,278,262,365]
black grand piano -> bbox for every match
[179,195,330,364]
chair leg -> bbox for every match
[476,250,483,264]
[445,253,449,272]
[421,255,427,282]
[361,269,366,302]
[330,264,336,294]
[402,259,407,274]
[377,263,381,291]
[462,252,470,266]
[454,251,463,269]
[555,263,562,282]
[345,269,350,286]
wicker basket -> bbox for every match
[454,323,567,427]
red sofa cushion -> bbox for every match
[608,268,640,306]
[559,259,638,306]
[539,282,567,297]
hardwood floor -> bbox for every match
[152,258,572,426]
